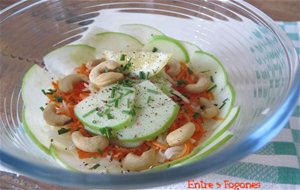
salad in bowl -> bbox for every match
[22,24,239,173]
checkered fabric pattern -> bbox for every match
[148,22,300,190]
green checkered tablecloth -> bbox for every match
[150,22,300,190]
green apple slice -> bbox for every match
[116,80,179,142]
[143,35,189,62]
[190,51,229,94]
[120,24,164,44]
[176,131,233,166]
[103,50,171,77]
[74,85,136,135]
[22,65,76,153]
[181,41,202,59]
[21,65,57,153]
[71,26,108,46]
[93,32,143,57]
[43,45,96,77]
[50,146,126,173]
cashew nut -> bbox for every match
[91,72,124,87]
[122,149,156,171]
[43,102,72,126]
[86,58,106,69]
[89,60,124,87]
[199,97,219,119]
[58,74,88,93]
[166,122,195,146]
[166,59,181,76]
[185,73,212,94]
[71,131,109,152]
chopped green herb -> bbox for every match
[114,99,119,108]
[152,47,158,52]
[76,127,81,131]
[54,96,63,102]
[40,106,44,111]
[89,163,100,170]
[139,71,147,79]
[187,67,193,75]
[58,128,71,135]
[146,72,150,79]
[223,98,229,103]
[41,89,57,95]
[147,96,153,104]
[193,112,200,119]
[99,128,112,138]
[127,99,130,108]
[83,108,97,118]
[219,102,226,109]
[147,89,160,95]
[123,58,132,71]
[111,88,116,98]
[176,80,187,86]
[219,98,229,109]
[183,108,189,113]
[107,113,114,119]
[120,54,126,61]
[97,148,103,155]
[200,70,210,73]
[210,76,214,83]
[122,109,136,116]
[92,120,97,124]
[118,79,134,87]
[134,105,142,109]
[207,84,217,92]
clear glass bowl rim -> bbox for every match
[0,0,299,188]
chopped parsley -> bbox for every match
[123,58,132,71]
[147,89,160,95]
[187,67,193,75]
[147,96,153,104]
[54,96,63,102]
[107,113,114,120]
[193,112,200,119]
[99,127,112,138]
[219,98,229,109]
[210,76,214,83]
[89,163,100,170]
[152,47,158,52]
[120,54,126,61]
[114,99,119,108]
[127,99,130,108]
[111,87,117,98]
[58,128,71,135]
[139,71,147,79]
[118,79,134,87]
[122,109,136,116]
[40,106,44,111]
[97,148,103,155]
[83,108,97,118]
[207,84,217,92]
[41,89,56,95]
[176,80,187,86]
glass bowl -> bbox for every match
[0,0,299,188]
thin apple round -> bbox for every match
[21,24,238,173]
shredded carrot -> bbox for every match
[74,64,90,77]
[170,141,193,161]
[149,141,169,150]
[212,117,224,121]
